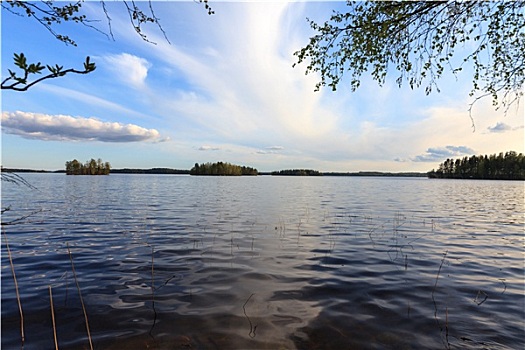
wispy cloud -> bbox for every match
[133,3,340,143]
[411,145,476,162]
[101,53,151,88]
[2,111,161,142]
[257,146,285,154]
[38,84,154,120]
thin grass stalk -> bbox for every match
[149,245,158,339]
[3,231,25,345]
[49,285,59,350]
[431,250,449,350]
[151,245,154,292]
[243,293,257,338]
[67,243,93,350]
[445,306,449,348]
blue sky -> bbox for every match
[2,1,523,172]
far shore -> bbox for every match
[1,167,427,177]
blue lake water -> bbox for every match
[1,174,524,349]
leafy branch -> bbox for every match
[1,53,96,91]
[2,0,214,91]
[294,1,524,113]
[1,0,107,46]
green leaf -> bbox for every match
[13,53,27,69]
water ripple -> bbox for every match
[2,174,523,349]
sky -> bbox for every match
[1,1,523,172]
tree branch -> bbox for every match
[1,54,96,91]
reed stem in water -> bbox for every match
[67,242,93,350]
[3,231,24,345]
[49,285,59,350]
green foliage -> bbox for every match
[294,1,524,111]
[190,162,258,176]
[271,169,322,176]
[428,151,525,180]
[2,0,88,46]
[2,0,213,91]
[65,158,111,175]
[2,53,96,91]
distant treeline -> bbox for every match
[323,171,426,177]
[65,158,111,175]
[427,151,525,180]
[190,162,258,176]
[0,167,51,173]
[271,169,322,176]
[111,168,189,174]
[1,167,428,177]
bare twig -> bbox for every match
[0,172,37,189]
[100,0,115,41]
[67,243,93,350]
[1,208,44,227]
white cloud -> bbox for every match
[2,111,161,142]
[101,53,151,88]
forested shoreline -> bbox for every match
[111,168,189,174]
[1,168,427,177]
[427,151,525,180]
[271,169,322,176]
[3,151,524,180]
[190,162,258,176]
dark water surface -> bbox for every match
[2,174,523,349]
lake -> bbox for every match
[1,174,523,349]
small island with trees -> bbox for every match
[65,158,111,175]
[427,151,524,180]
[190,162,258,176]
